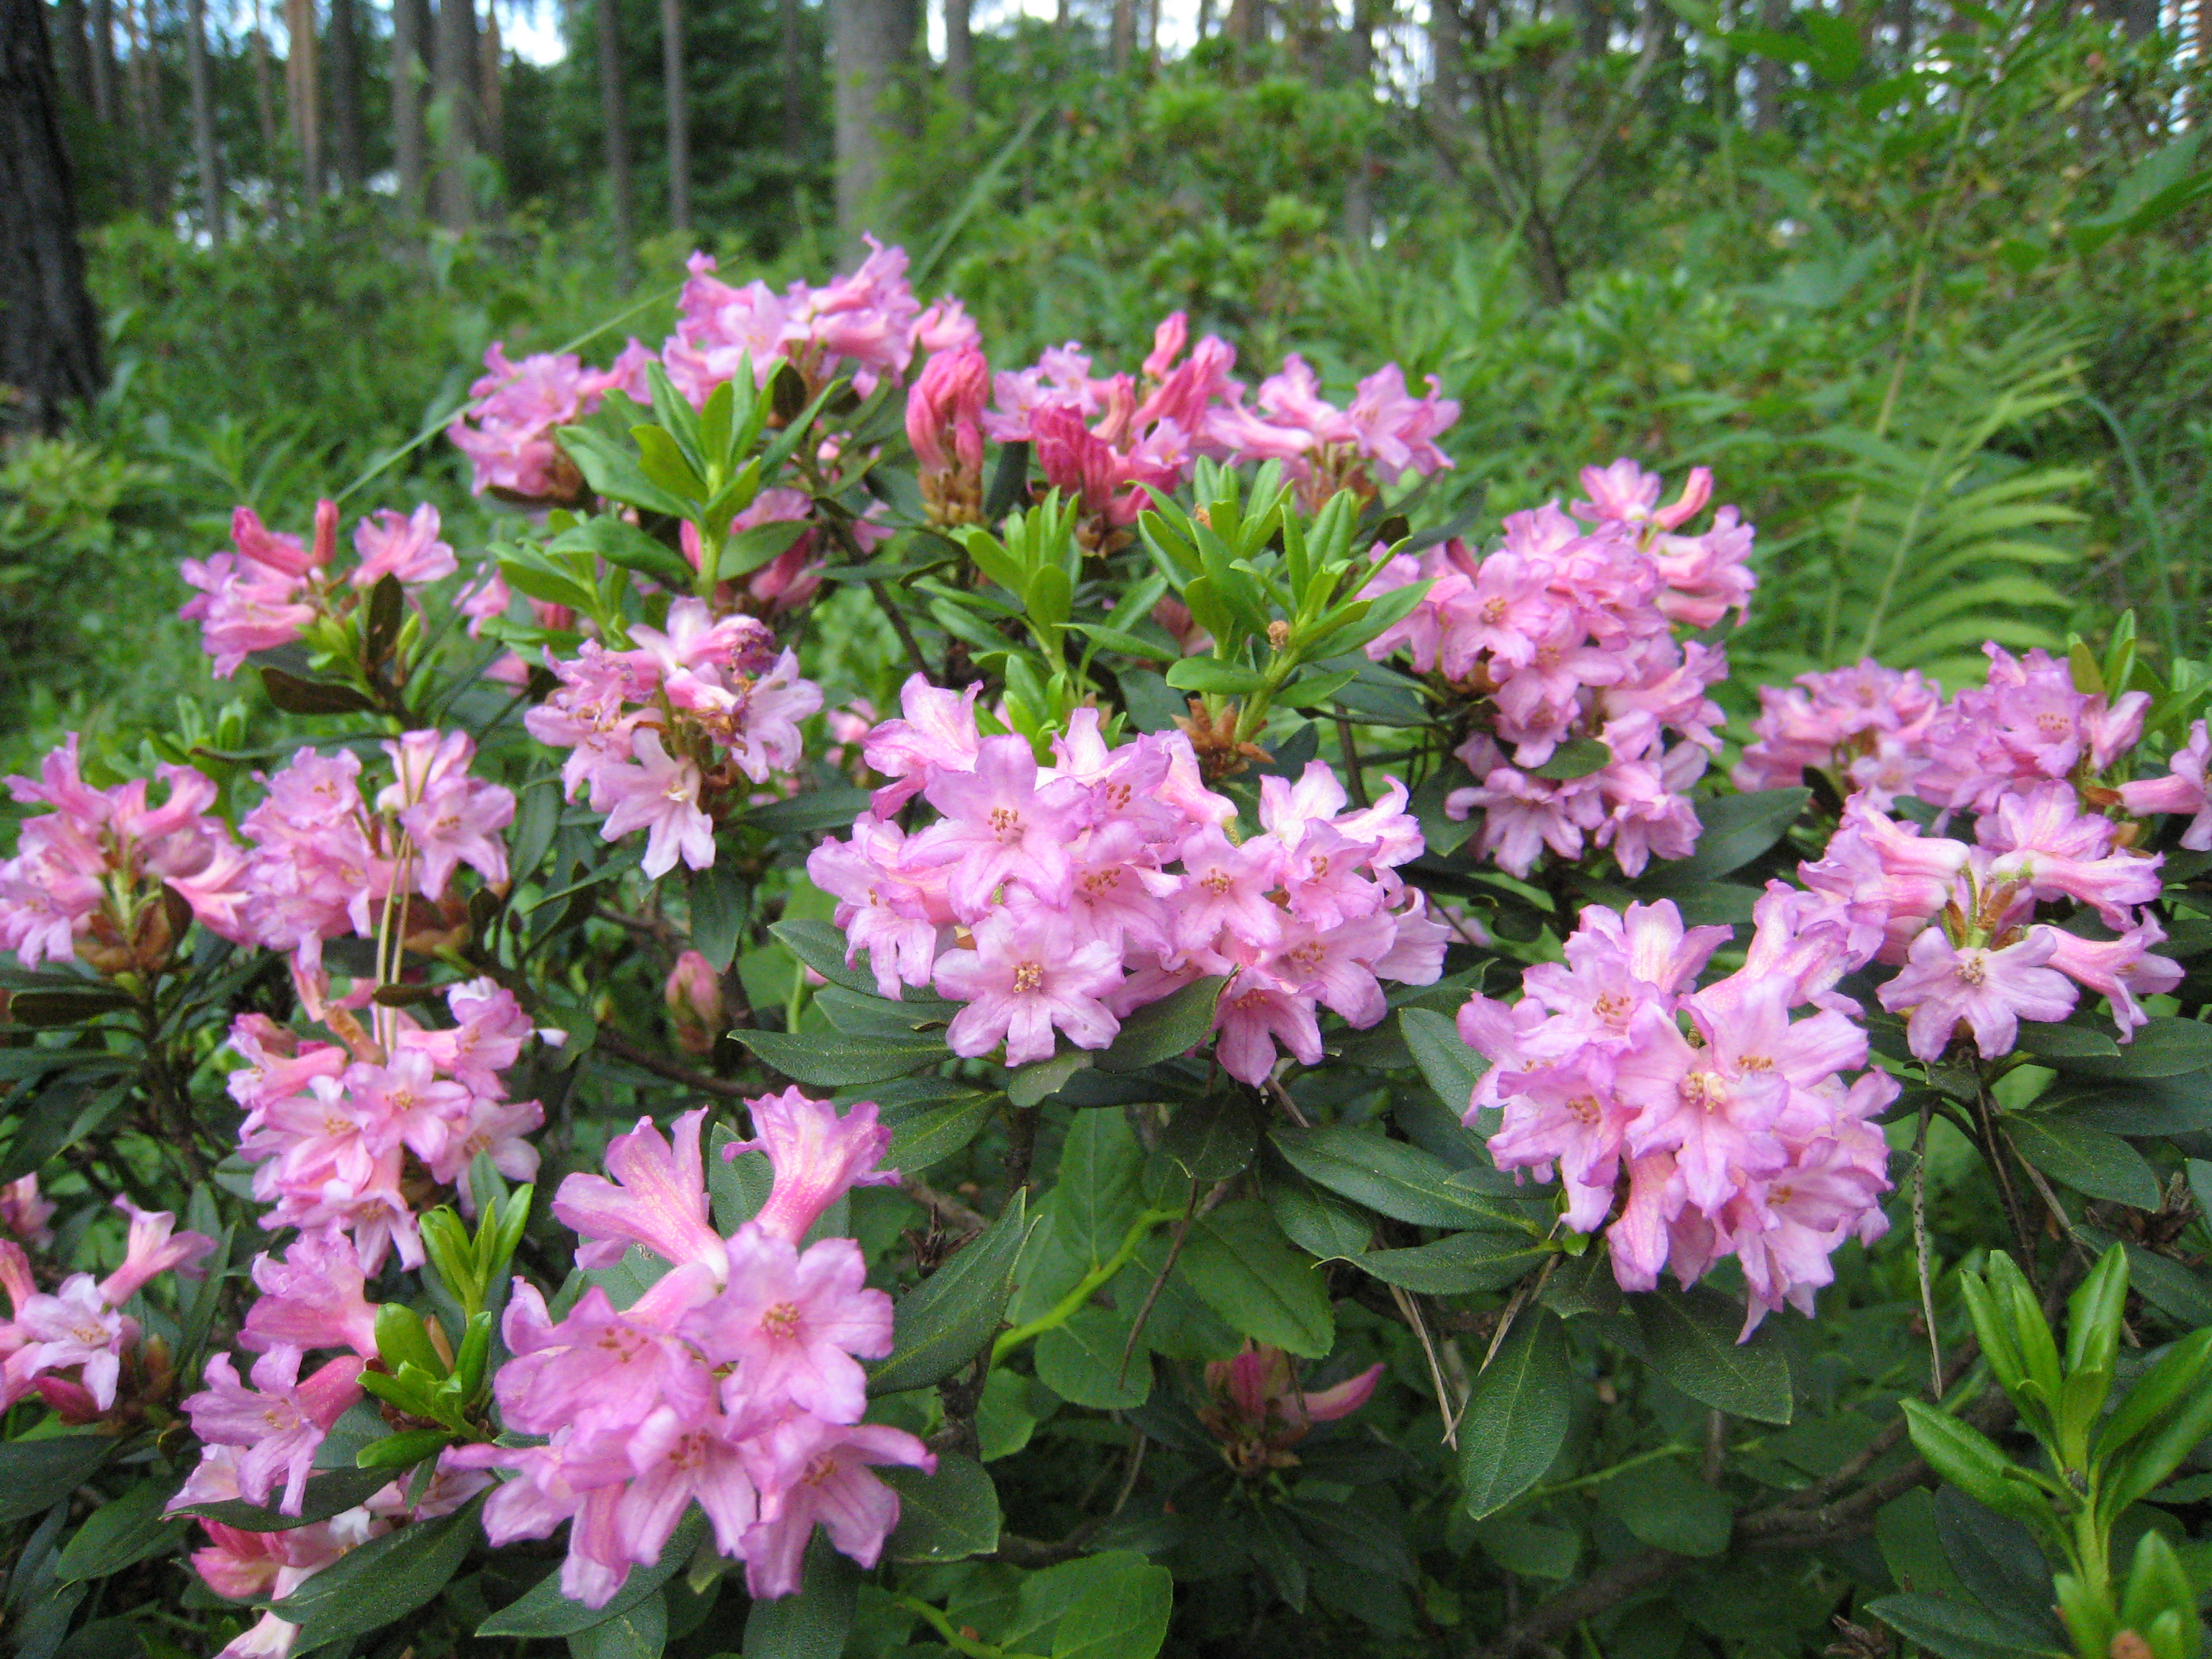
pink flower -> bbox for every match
[554,1107,729,1275]
[1214,968,1323,1084]
[739,1416,934,1599]
[1877,925,2079,1061]
[683,1229,893,1423]
[0,1175,55,1248]
[1976,780,2162,925]
[2119,721,2212,850]
[181,1347,368,1514]
[2044,920,2184,1039]
[239,1229,381,1359]
[907,345,990,478]
[914,735,1087,914]
[727,1089,898,1245]
[600,729,716,878]
[861,675,983,815]
[933,907,1125,1064]
[100,1197,215,1307]
[495,1283,718,1437]
[351,503,457,588]
[1151,824,1284,953]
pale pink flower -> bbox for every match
[2119,720,2212,850]
[683,1229,894,1424]
[726,1089,899,1246]
[739,1416,934,1599]
[934,907,1125,1064]
[554,1107,728,1275]
[351,503,457,588]
[600,729,716,878]
[1878,925,2079,1061]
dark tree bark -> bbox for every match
[1752,0,1785,130]
[660,0,689,230]
[186,0,225,240]
[1111,0,1135,68]
[431,0,478,227]
[55,0,91,107]
[477,0,503,178]
[779,0,804,154]
[89,0,115,125]
[945,0,971,104]
[1429,0,1463,131]
[1,0,104,432]
[1344,0,1373,246]
[392,0,427,210]
[250,0,281,200]
[1226,0,1264,47]
[124,0,166,215]
[831,0,909,244]
[593,0,634,250]
[286,0,323,197]
[328,0,365,190]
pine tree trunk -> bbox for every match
[251,0,282,204]
[286,0,323,199]
[328,0,365,191]
[831,0,908,245]
[1,0,104,432]
[392,0,427,211]
[1111,0,1134,68]
[432,0,477,227]
[125,0,165,216]
[1344,0,1372,247]
[660,0,689,231]
[89,0,116,125]
[780,0,804,154]
[478,0,503,179]
[593,0,634,249]
[187,0,225,240]
[55,0,91,107]
[945,0,971,104]
[1752,0,1784,130]
[1429,0,1462,131]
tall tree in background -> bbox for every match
[781,0,804,151]
[433,0,479,226]
[479,0,504,179]
[1344,0,1372,247]
[661,0,691,230]
[831,0,910,241]
[945,0,971,105]
[285,0,324,195]
[251,0,282,202]
[186,0,225,240]
[54,0,89,105]
[1111,0,1135,68]
[123,0,164,212]
[594,0,636,249]
[392,0,428,210]
[328,0,366,190]
[89,0,116,126]
[2,0,103,430]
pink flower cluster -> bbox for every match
[1457,899,1894,1333]
[450,239,974,501]
[454,1094,930,1606]
[807,680,1448,1083]
[1794,785,2179,1059]
[0,734,252,971]
[1364,461,1753,878]
[975,312,1458,529]
[1737,644,2151,816]
[235,731,515,979]
[0,1197,212,1415]
[523,599,822,877]
[227,979,545,1271]
[181,500,460,678]
[0,1174,55,1247]
[2120,719,2212,850]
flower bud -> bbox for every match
[666,950,725,1055]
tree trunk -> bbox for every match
[478,0,503,179]
[251,0,281,199]
[1226,0,1263,47]
[1752,0,1784,130]
[89,0,115,125]
[1429,0,1463,131]
[945,0,971,103]
[779,0,804,154]
[1,0,104,432]
[187,0,225,241]
[55,0,90,107]
[1143,0,1159,63]
[286,0,323,199]
[1575,0,1606,56]
[432,0,477,228]
[831,0,909,245]
[124,0,164,216]
[2120,0,2156,40]
[1344,0,1372,247]
[660,0,689,231]
[392,0,426,211]
[1196,0,1213,39]
[328,0,364,190]
[1111,0,1134,68]
[593,0,634,250]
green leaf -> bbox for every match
[1270,1125,1535,1232]
[685,859,746,974]
[53,1480,187,1581]
[742,1534,859,1659]
[1007,1048,1092,1107]
[1868,1593,2069,1659]
[1531,737,1611,781]
[1164,657,1268,696]
[1599,1457,1732,1556]
[4,984,135,1028]
[1627,1285,1793,1424]
[1051,1561,1174,1659]
[0,1437,114,1525]
[632,424,706,500]
[273,1493,485,1651]
[363,573,405,669]
[1647,788,1812,884]
[2006,1118,2161,1210]
[1179,1198,1334,1358]
[2012,1022,2121,1061]
[172,1465,395,1531]
[885,1094,997,1173]
[767,918,878,995]
[871,1192,1031,1394]
[740,786,876,836]
[558,427,695,518]
[1897,1402,2049,1530]
[2048,1016,2212,1080]
[1035,1307,1154,1409]
[567,1591,666,1659]
[1400,1007,1487,1116]
[261,666,377,717]
[1095,976,1225,1073]
[1053,1110,1146,1274]
[1159,1091,1262,1186]
[1357,1231,1553,1295]
[1458,1310,1572,1519]
[1006,1552,1166,1656]
[720,518,811,580]
[480,1511,707,1637]
[547,514,695,590]
[881,1453,1002,1562]
[730,1028,944,1087]
[1259,1156,1375,1260]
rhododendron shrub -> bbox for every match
[6,245,2212,1659]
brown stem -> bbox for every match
[593,1030,747,1098]
[900,1176,988,1236]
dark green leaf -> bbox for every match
[1006,1552,1165,1656]
[5,985,135,1027]
[479,1510,708,1637]
[719,518,810,580]
[741,787,876,836]
[742,1534,859,1659]
[1115,669,1189,734]
[1357,1230,1553,1295]
[1035,1308,1153,1409]
[1270,1125,1536,1232]
[174,1465,395,1531]
[1868,1593,2069,1659]
[1400,1007,1486,1116]
[871,1192,1031,1394]
[363,573,405,669]
[984,441,1032,521]
[53,1479,186,1581]
[1645,788,1812,884]
[1096,976,1225,1073]
[882,1453,1002,1562]
[2050,1016,2212,1079]
[767,918,877,995]
[1531,737,1611,781]
[885,1094,997,1172]
[2120,1246,2212,1329]
[686,859,745,973]
[730,1027,944,1087]
[261,666,378,717]
[2007,1118,2161,1210]
[1598,1457,1732,1556]
[2011,1022,2121,1061]
[1007,1048,1092,1107]
[1259,1156,1375,1260]
[1627,1285,1793,1424]
[1051,1560,1174,1659]
[566,1590,665,1659]
[0,1437,113,1525]
[272,1493,484,1651]
[1159,1091,1262,1186]
[1458,1309,1572,1519]
[1180,1198,1333,1357]
[1932,1491,2064,1647]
